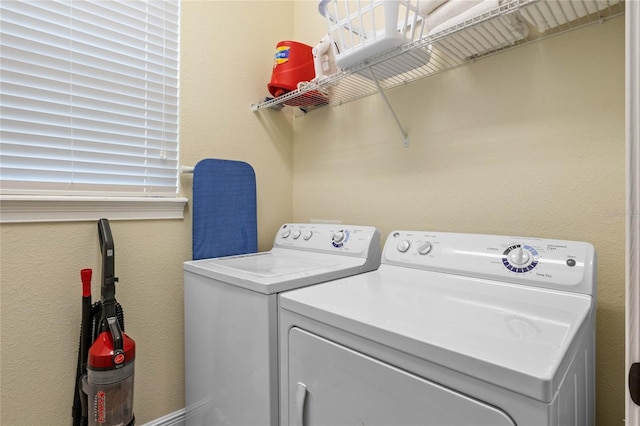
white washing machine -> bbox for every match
[183,223,380,426]
[279,230,596,426]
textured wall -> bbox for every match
[0,1,294,424]
[293,2,625,423]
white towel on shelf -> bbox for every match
[427,0,529,60]
[427,0,486,31]
[418,0,451,17]
[520,0,621,33]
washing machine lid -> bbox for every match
[279,264,594,402]
[183,248,369,294]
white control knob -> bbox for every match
[417,242,432,255]
[509,247,530,265]
[397,240,411,253]
[333,231,345,244]
[292,230,301,239]
[281,229,291,238]
[303,231,313,240]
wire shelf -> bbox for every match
[251,0,625,115]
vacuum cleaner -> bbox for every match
[73,218,135,426]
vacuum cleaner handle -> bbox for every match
[98,219,116,288]
[98,219,118,302]
[97,219,120,339]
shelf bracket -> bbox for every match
[368,67,409,148]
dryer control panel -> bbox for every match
[383,231,596,296]
[274,223,381,258]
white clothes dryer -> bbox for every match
[279,230,596,426]
[183,223,380,426]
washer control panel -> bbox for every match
[383,231,596,295]
[275,223,380,257]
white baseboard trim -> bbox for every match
[141,408,186,426]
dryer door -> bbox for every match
[287,328,516,426]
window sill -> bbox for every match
[0,195,188,223]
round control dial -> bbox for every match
[303,231,313,240]
[502,244,539,273]
[332,230,349,248]
[508,247,530,265]
[417,242,432,255]
[281,229,291,239]
[292,230,301,239]
[397,240,411,253]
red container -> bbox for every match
[267,41,315,98]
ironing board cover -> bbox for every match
[192,159,257,260]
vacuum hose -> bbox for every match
[73,269,93,426]
[91,302,125,338]
[72,322,83,426]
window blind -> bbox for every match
[0,0,180,197]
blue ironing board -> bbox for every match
[192,159,257,260]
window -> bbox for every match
[0,0,184,222]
